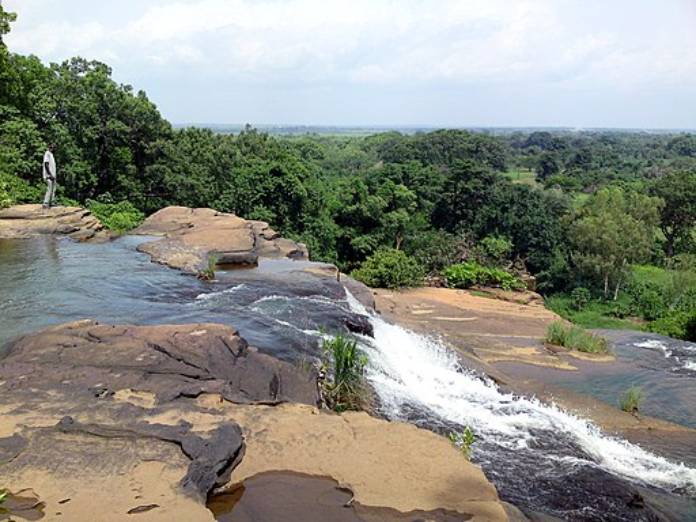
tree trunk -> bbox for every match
[603,273,609,299]
[613,258,627,301]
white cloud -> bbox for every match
[4,0,696,126]
[6,0,696,89]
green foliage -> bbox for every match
[87,200,144,233]
[570,287,591,311]
[570,187,662,300]
[650,171,696,257]
[619,387,644,414]
[545,295,639,330]
[197,255,218,281]
[545,321,609,354]
[351,249,424,289]
[649,311,696,342]
[443,261,525,291]
[448,427,476,459]
[0,171,43,207]
[472,235,513,267]
[321,334,367,412]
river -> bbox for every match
[1,236,695,521]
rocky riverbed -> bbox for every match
[0,205,509,522]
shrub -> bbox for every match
[649,311,693,341]
[448,427,476,459]
[570,287,591,311]
[545,321,609,353]
[406,229,465,274]
[472,235,513,267]
[0,172,43,207]
[627,280,664,321]
[619,387,644,414]
[321,334,367,412]
[352,249,424,289]
[87,200,145,234]
[443,261,525,291]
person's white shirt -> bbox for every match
[43,150,56,181]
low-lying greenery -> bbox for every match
[87,199,145,234]
[351,248,424,289]
[448,427,476,459]
[443,261,525,291]
[619,386,644,414]
[197,255,218,281]
[321,333,368,412]
[545,321,609,354]
[0,171,43,208]
[550,265,696,341]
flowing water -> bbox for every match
[496,330,696,429]
[1,236,696,520]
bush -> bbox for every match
[87,200,145,234]
[321,334,367,412]
[472,235,513,267]
[545,321,609,353]
[570,287,591,311]
[649,311,694,341]
[627,280,664,321]
[443,261,525,291]
[0,172,43,207]
[619,387,644,414]
[352,249,424,289]
[406,229,465,274]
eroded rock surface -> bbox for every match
[133,206,308,272]
[0,320,508,521]
[0,204,106,241]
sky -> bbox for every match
[4,0,696,128]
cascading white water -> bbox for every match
[345,292,696,494]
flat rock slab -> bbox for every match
[0,204,106,241]
[133,206,308,273]
[0,321,508,521]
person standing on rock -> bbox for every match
[42,143,57,209]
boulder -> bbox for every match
[133,206,308,273]
[0,204,106,241]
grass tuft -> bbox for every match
[321,333,368,412]
[545,321,609,354]
[619,386,644,414]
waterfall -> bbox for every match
[346,292,696,495]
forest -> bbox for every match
[1,6,694,340]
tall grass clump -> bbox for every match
[619,386,644,414]
[545,321,609,354]
[321,333,368,412]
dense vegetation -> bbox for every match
[1,6,694,339]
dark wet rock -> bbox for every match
[57,415,244,496]
[132,206,308,273]
[344,313,374,337]
[0,204,106,241]
[0,320,320,520]
[341,274,376,310]
[1,320,319,406]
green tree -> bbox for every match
[649,171,696,257]
[570,187,662,299]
